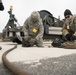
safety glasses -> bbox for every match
[65,15,70,19]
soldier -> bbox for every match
[22,11,44,47]
[62,9,76,48]
[0,0,4,11]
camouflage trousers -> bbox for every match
[62,40,76,49]
[17,35,43,47]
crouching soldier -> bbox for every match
[62,9,76,48]
[22,11,44,47]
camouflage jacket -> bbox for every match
[62,14,76,37]
[22,11,44,40]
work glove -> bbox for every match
[29,38,35,46]
[66,34,72,41]
[71,35,76,41]
[22,38,31,47]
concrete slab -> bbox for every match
[0,42,17,63]
[0,41,76,75]
[0,41,76,64]
[7,43,76,64]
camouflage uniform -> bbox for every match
[22,11,44,47]
[62,14,76,48]
[62,14,76,40]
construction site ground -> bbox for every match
[0,40,76,75]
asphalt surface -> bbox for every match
[0,41,76,75]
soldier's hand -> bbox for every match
[66,34,72,41]
[29,39,35,46]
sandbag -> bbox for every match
[62,40,76,49]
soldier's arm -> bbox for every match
[70,16,76,33]
[62,23,67,31]
[36,21,44,40]
[0,0,4,11]
[22,19,29,36]
[62,23,69,37]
